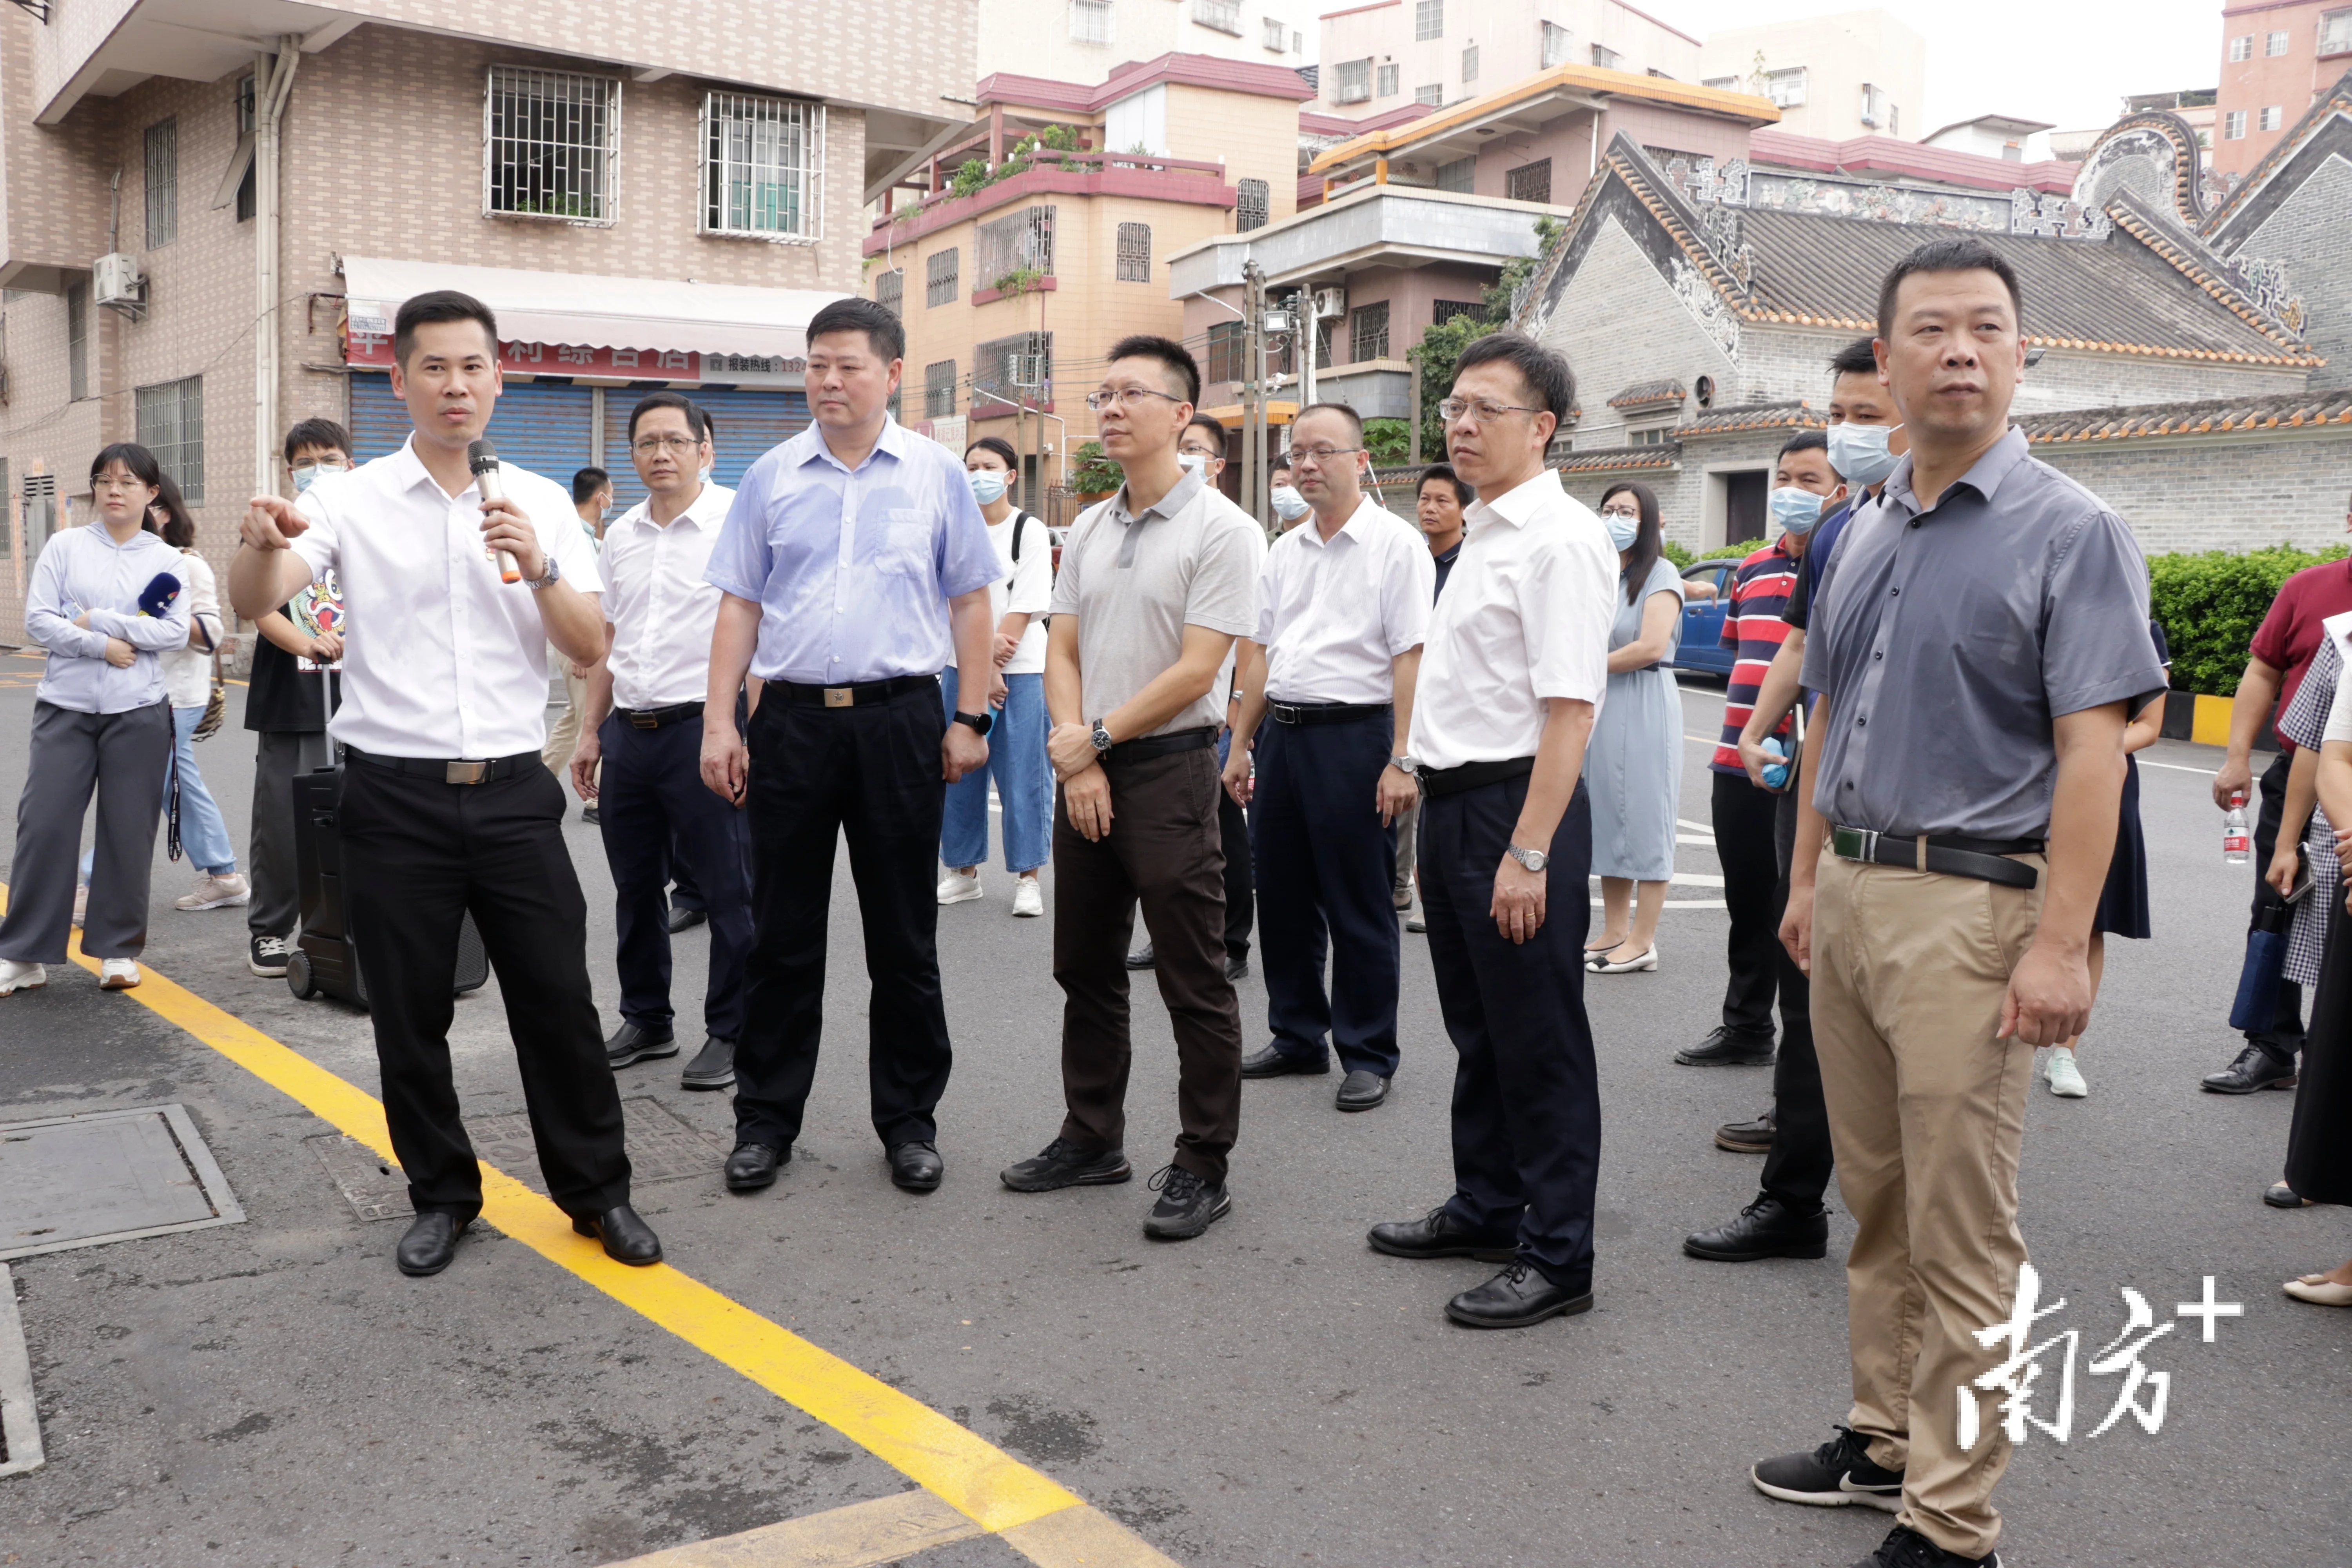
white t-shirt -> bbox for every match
[984,510,1054,675]
[160,549,225,709]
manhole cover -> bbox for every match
[310,1098,724,1222]
[0,1104,246,1260]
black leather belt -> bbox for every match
[1419,756,1535,799]
[1831,826,2043,889]
[1105,726,1218,763]
[1267,699,1391,726]
[345,746,540,786]
[771,675,936,708]
[615,701,703,730]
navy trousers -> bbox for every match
[1420,774,1601,1292]
[1252,711,1401,1076]
[597,711,754,1044]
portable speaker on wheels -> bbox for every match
[284,765,487,1008]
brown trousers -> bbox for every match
[1811,848,2045,1561]
[1051,745,1243,1183]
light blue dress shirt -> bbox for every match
[703,417,999,684]
[24,522,192,714]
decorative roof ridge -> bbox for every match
[2069,109,2209,229]
[2101,190,2315,356]
[1594,136,1759,319]
[2199,73,2352,238]
[2017,390,2352,444]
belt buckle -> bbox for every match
[1831,825,1876,863]
[445,760,488,785]
[1270,701,1298,725]
[824,687,855,708]
[629,710,658,729]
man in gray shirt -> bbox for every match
[1751,239,2165,1568]
[999,335,1262,1241]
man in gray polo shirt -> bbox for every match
[1000,334,1263,1241]
[1752,238,2165,1568]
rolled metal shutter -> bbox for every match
[348,374,596,494]
[602,386,810,512]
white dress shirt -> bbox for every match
[1254,495,1434,703]
[1407,469,1617,770]
[599,481,736,711]
[291,435,603,759]
[22,522,191,714]
[159,550,226,708]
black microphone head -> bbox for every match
[466,438,499,474]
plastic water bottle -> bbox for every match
[2223,792,2250,864]
[1760,736,1790,791]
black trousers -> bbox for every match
[1220,785,1254,962]
[736,685,952,1152]
[338,759,630,1221]
[1759,773,1831,1212]
[2247,751,2307,1064]
[598,713,753,1043]
[1421,775,1601,1292]
[1252,712,1401,1076]
[1711,770,1782,1039]
[669,832,704,915]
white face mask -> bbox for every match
[1177,452,1207,475]
[1270,485,1308,521]
[290,459,349,494]
[1826,421,1903,489]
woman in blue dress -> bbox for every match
[1584,481,1685,975]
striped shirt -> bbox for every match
[1711,539,1799,775]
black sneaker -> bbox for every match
[249,933,292,978]
[1000,1137,1133,1192]
[1752,1425,1904,1512]
[1851,1524,1999,1568]
[1142,1164,1230,1240]
[1677,1026,1777,1066]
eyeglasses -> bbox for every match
[1287,445,1363,466]
[632,434,703,455]
[1084,386,1187,413]
[1598,506,1640,519]
[93,474,147,493]
[1437,397,1544,425]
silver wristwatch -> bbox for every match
[524,552,563,591]
[1507,844,1550,873]
[1389,754,1420,775]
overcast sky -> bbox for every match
[1650,0,2221,137]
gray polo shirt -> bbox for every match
[1051,466,1263,737]
[1799,427,2165,840]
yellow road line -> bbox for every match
[4,884,1178,1564]
[609,1490,983,1567]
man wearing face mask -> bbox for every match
[1269,458,1310,530]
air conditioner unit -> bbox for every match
[93,252,146,316]
[1312,287,1347,319]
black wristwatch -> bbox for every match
[952,710,993,736]
[1090,718,1114,755]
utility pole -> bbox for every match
[1241,260,1265,526]
[1409,357,1423,466]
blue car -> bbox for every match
[1669,559,1739,679]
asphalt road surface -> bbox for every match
[0,649,2345,1567]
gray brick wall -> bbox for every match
[2036,430,2352,555]
[2240,152,2352,391]
[1534,216,1740,448]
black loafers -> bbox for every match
[724,1141,788,1192]
[2201,1042,2298,1094]
[679,1034,735,1090]
[1675,1026,1777,1066]
[1336,1069,1390,1111]
[1241,1044,1330,1078]
[1684,1196,1829,1261]
[1225,954,1249,982]
[667,905,708,934]
[606,1020,679,1070]
[1367,1204,1517,1262]
[889,1140,945,1193]
[572,1204,663,1265]
[395,1211,468,1277]
[1445,1261,1593,1328]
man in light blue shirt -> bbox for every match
[700,296,999,1198]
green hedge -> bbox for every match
[2152,543,2348,697]
[1660,539,1765,568]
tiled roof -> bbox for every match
[1557,448,1678,472]
[2018,390,2352,445]
[1608,378,1686,408]
[2201,73,2352,240]
[1749,128,2077,197]
[1673,401,1823,438]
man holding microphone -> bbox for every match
[231,290,656,1279]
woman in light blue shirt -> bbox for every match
[0,444,191,996]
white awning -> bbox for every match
[340,257,846,359]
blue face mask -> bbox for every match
[1602,512,1641,552]
[1826,421,1902,489]
[968,470,1008,506]
[1769,486,1826,535]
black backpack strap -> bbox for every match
[1009,510,1033,564]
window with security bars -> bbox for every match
[924,360,957,418]
[1195,0,1242,35]
[1350,301,1389,362]
[66,282,89,401]
[1205,321,1246,385]
[2259,105,2283,130]
[1334,58,1372,103]
[2225,109,2247,138]
[1377,63,1399,96]
[135,377,204,502]
[1541,22,1571,67]
[22,474,56,554]
[485,67,621,224]
[1415,0,1442,40]
[927,248,960,307]
[1071,0,1112,44]
[977,207,1055,289]
[974,332,1053,405]
[1432,299,1484,326]
[1764,67,1806,107]
[1462,44,1479,83]
[1263,17,1288,50]
[1591,43,1621,69]
[875,267,904,317]
[144,118,177,247]
[1236,178,1269,232]
[1416,84,1443,105]
[701,93,822,240]
[1116,222,1152,282]
[2267,29,2290,54]
[1505,159,1552,203]
[2229,34,2252,60]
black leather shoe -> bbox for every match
[1336,1069,1389,1111]
[1445,1261,1593,1328]
[889,1140,944,1192]
[2202,1042,2297,1094]
[1225,954,1249,982]
[606,1020,678,1069]
[395,1212,468,1277]
[724,1142,788,1192]
[1368,1204,1517,1262]
[667,905,708,934]
[1241,1043,1330,1078]
[1684,1196,1829,1261]
[679,1035,735,1090]
[1125,943,1156,969]
[1675,1026,1777,1066]
[581,804,600,825]
[1717,1107,1776,1152]
[1001,1137,1132,1192]
[1850,1524,1998,1568]
[2265,1179,2313,1208]
[572,1205,662,1265]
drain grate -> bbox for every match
[0,1104,245,1261]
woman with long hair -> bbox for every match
[0,444,191,995]
[150,474,247,913]
[1583,481,1686,975]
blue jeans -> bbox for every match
[82,703,236,878]
[940,668,1050,874]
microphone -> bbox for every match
[467,438,522,584]
[138,572,184,619]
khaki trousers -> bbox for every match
[543,661,588,775]
[1810,847,2045,1561]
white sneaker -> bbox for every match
[1012,876,1044,918]
[0,959,47,996]
[175,872,251,911]
[2046,1050,2087,1098]
[98,958,141,991]
[937,871,984,906]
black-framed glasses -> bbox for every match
[1437,397,1544,424]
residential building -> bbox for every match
[866,54,1312,510]
[0,0,969,644]
[1922,114,2056,163]
[1697,8,1924,143]
[1315,0,1701,122]
[2213,0,2352,179]
[980,0,1315,87]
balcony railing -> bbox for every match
[876,150,1233,232]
